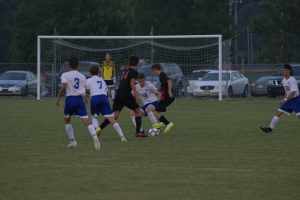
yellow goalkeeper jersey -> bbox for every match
[101,60,115,80]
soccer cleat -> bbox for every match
[135,132,148,137]
[153,122,165,129]
[93,136,101,150]
[96,127,102,137]
[121,137,127,143]
[260,127,272,133]
[163,122,174,134]
[67,140,77,148]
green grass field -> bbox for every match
[0,97,300,200]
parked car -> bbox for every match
[0,71,37,96]
[192,70,249,97]
[251,76,279,96]
[267,64,300,98]
[138,63,184,97]
[186,69,213,94]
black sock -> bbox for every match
[100,119,110,129]
[159,115,169,125]
[135,116,142,133]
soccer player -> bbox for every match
[130,73,159,129]
[86,65,127,143]
[151,64,175,134]
[260,64,300,133]
[101,53,116,100]
[56,57,100,150]
[98,56,147,137]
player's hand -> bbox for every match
[135,95,142,104]
[168,91,174,98]
[56,98,60,106]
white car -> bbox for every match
[192,70,249,97]
[186,69,213,94]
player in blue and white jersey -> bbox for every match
[86,66,127,143]
[56,57,100,150]
[130,73,158,129]
[260,64,300,133]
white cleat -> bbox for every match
[93,136,101,150]
[67,140,77,148]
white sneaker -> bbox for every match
[67,140,77,148]
[93,136,101,150]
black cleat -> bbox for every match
[260,127,272,133]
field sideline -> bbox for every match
[0,97,300,200]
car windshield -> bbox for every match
[138,66,153,76]
[0,72,26,80]
[292,67,300,76]
[202,72,230,81]
[256,77,270,84]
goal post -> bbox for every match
[37,34,225,101]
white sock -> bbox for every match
[269,116,280,129]
[113,122,125,139]
[131,115,143,132]
[87,124,97,137]
[92,117,99,129]
[148,111,158,124]
[131,115,136,127]
[111,89,115,100]
[65,124,75,141]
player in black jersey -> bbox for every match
[97,56,147,137]
[151,64,175,134]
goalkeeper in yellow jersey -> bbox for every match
[101,53,116,100]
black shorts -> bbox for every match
[112,93,139,112]
[155,97,175,112]
[104,80,114,87]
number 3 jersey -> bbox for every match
[86,76,108,97]
[61,70,87,96]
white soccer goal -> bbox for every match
[37,35,229,101]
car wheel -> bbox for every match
[21,86,29,96]
[242,85,249,97]
[228,86,233,98]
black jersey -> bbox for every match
[159,71,174,100]
[118,67,138,95]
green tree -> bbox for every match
[11,0,137,62]
[252,0,300,63]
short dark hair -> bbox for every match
[283,64,293,76]
[151,63,161,70]
[129,56,139,66]
[69,57,79,69]
[90,65,99,75]
[139,73,146,79]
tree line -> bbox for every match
[1,0,300,64]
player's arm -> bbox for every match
[131,78,141,103]
[56,83,67,106]
[283,79,298,101]
[167,79,173,98]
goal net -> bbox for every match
[37,35,230,100]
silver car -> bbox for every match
[192,70,249,97]
[0,71,37,96]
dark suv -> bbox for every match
[138,63,184,97]
[267,64,300,98]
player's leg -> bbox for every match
[130,108,145,132]
[153,99,174,134]
[99,95,127,142]
[260,101,292,133]
[76,97,100,150]
[145,103,158,124]
[98,93,123,134]
[90,96,100,129]
[64,116,77,148]
[63,97,77,148]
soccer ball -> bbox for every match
[148,128,160,136]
